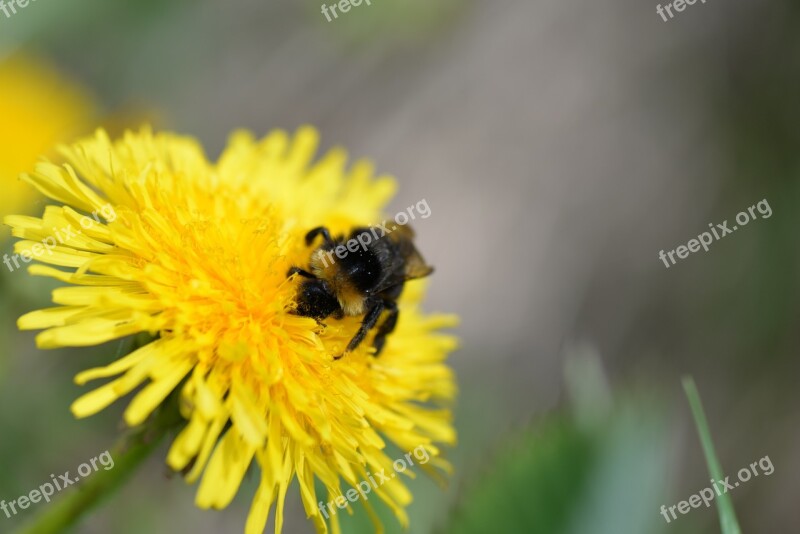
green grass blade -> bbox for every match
[682,376,742,534]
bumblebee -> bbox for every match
[288,224,434,359]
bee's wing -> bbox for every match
[393,227,433,280]
[402,248,434,280]
[372,234,434,295]
[389,224,416,239]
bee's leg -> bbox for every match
[305,226,334,247]
[371,302,398,357]
[287,266,316,279]
[337,300,385,359]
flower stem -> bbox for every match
[15,399,182,534]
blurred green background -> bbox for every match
[1,0,799,533]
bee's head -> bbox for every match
[294,278,341,320]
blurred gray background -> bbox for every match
[1,0,799,532]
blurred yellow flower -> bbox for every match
[5,127,457,533]
[0,54,94,238]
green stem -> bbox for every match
[15,401,181,534]
[682,376,742,534]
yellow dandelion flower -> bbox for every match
[0,54,94,238]
[5,126,458,533]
